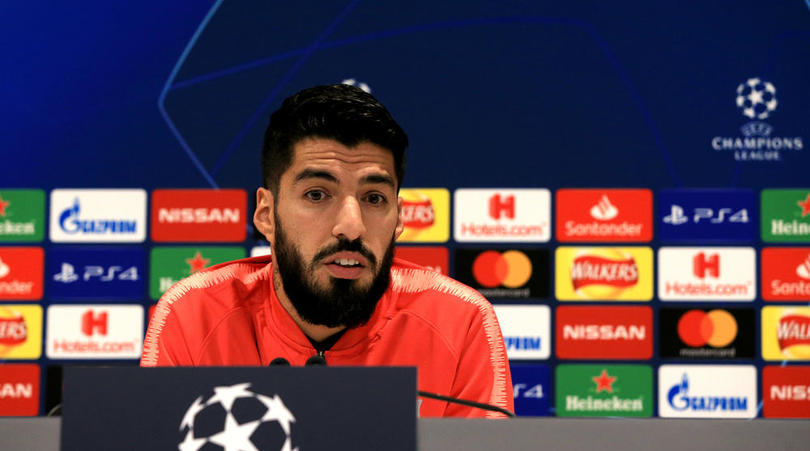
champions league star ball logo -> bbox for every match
[735,77,777,120]
[178,383,298,451]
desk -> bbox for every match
[1,417,808,450]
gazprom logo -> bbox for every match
[667,373,748,412]
[49,189,146,243]
[505,336,542,351]
[59,199,137,235]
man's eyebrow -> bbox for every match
[293,169,338,184]
[361,173,395,188]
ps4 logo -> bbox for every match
[513,383,545,399]
[663,205,749,226]
[53,263,139,283]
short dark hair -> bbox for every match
[261,84,408,194]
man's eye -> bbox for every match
[366,193,386,205]
[305,190,327,202]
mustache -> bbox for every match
[312,238,377,268]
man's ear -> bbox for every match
[254,187,275,244]
[394,195,404,240]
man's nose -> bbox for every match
[332,196,366,241]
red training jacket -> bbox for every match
[141,256,513,418]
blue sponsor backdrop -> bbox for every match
[1,1,809,417]
[47,248,146,301]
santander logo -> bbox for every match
[590,195,619,220]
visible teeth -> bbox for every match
[335,258,359,266]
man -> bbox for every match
[141,84,513,417]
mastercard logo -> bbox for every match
[472,250,532,288]
[677,310,737,348]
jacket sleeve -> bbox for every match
[444,303,514,418]
[140,298,195,366]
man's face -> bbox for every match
[256,138,404,328]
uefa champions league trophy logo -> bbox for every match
[178,383,298,451]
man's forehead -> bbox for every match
[287,138,396,177]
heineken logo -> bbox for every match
[149,247,245,300]
[555,365,652,417]
[0,190,44,242]
[762,189,810,242]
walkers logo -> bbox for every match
[149,247,245,300]
[394,246,448,275]
[556,365,652,417]
[493,305,550,360]
[49,189,147,243]
[151,189,246,242]
[455,248,549,299]
[556,189,652,242]
[397,188,449,242]
[762,247,810,301]
[46,305,143,359]
[658,365,756,418]
[510,364,550,416]
[556,306,652,360]
[555,247,652,301]
[659,308,755,359]
[762,190,810,242]
[0,190,44,242]
[0,364,39,416]
[0,305,42,359]
[0,247,43,300]
[657,247,755,301]
[454,189,551,242]
[762,366,810,418]
[711,78,803,162]
[658,189,755,241]
[47,248,145,300]
[762,307,810,361]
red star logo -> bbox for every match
[798,194,810,217]
[186,251,210,274]
[0,194,9,217]
[592,369,617,393]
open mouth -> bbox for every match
[323,253,368,279]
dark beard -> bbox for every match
[272,210,395,329]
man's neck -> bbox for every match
[272,270,346,343]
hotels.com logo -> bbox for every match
[693,253,720,278]
[489,194,515,220]
[46,305,143,359]
[454,189,550,243]
[82,310,107,336]
[658,247,755,301]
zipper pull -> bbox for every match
[306,351,327,366]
